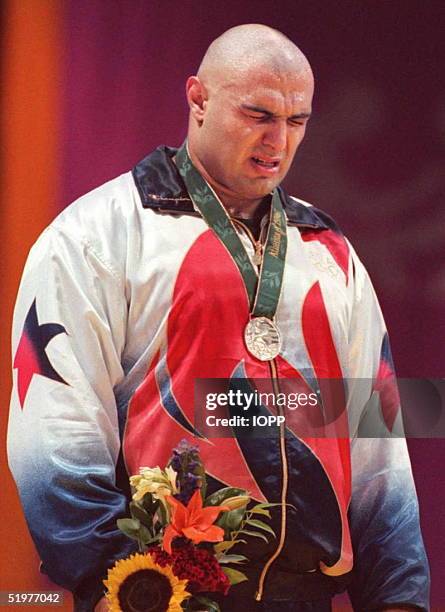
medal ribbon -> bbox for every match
[176,141,287,319]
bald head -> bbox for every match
[185,25,314,213]
[197,24,312,91]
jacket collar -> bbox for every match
[132,145,329,229]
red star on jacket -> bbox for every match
[13,299,68,408]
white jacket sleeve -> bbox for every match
[8,224,136,610]
[345,246,430,611]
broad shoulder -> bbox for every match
[285,193,345,236]
[52,171,138,239]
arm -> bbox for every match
[8,225,137,611]
[345,246,430,611]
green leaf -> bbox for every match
[217,554,248,564]
[238,529,269,543]
[157,501,168,526]
[188,595,221,611]
[117,518,154,546]
[214,540,233,554]
[117,518,141,541]
[245,519,276,538]
[130,502,154,530]
[249,506,271,518]
[196,469,207,501]
[138,524,155,545]
[143,533,162,546]
[205,487,246,507]
[140,492,160,515]
[213,539,246,554]
[216,507,245,533]
[153,521,164,535]
[118,518,140,531]
[221,567,248,585]
[252,502,282,509]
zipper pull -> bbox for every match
[253,242,263,266]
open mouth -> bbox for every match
[252,156,280,169]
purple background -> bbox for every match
[61,1,444,606]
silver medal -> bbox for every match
[244,317,282,361]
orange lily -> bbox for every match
[163,490,229,554]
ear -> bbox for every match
[186,76,208,124]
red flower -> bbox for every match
[163,489,228,554]
[151,544,231,595]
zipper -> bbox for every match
[231,218,265,267]
[255,358,289,601]
[231,219,289,601]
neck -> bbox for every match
[218,194,267,219]
[186,146,266,219]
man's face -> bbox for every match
[194,66,313,203]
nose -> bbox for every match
[262,119,287,152]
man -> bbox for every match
[8,24,429,612]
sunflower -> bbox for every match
[104,553,190,612]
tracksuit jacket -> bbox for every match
[8,145,430,611]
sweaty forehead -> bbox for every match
[223,70,313,113]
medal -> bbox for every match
[176,141,288,361]
[244,317,282,361]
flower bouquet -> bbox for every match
[104,440,276,611]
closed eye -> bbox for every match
[288,118,306,126]
[247,112,272,122]
[241,104,311,125]
[251,117,271,125]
